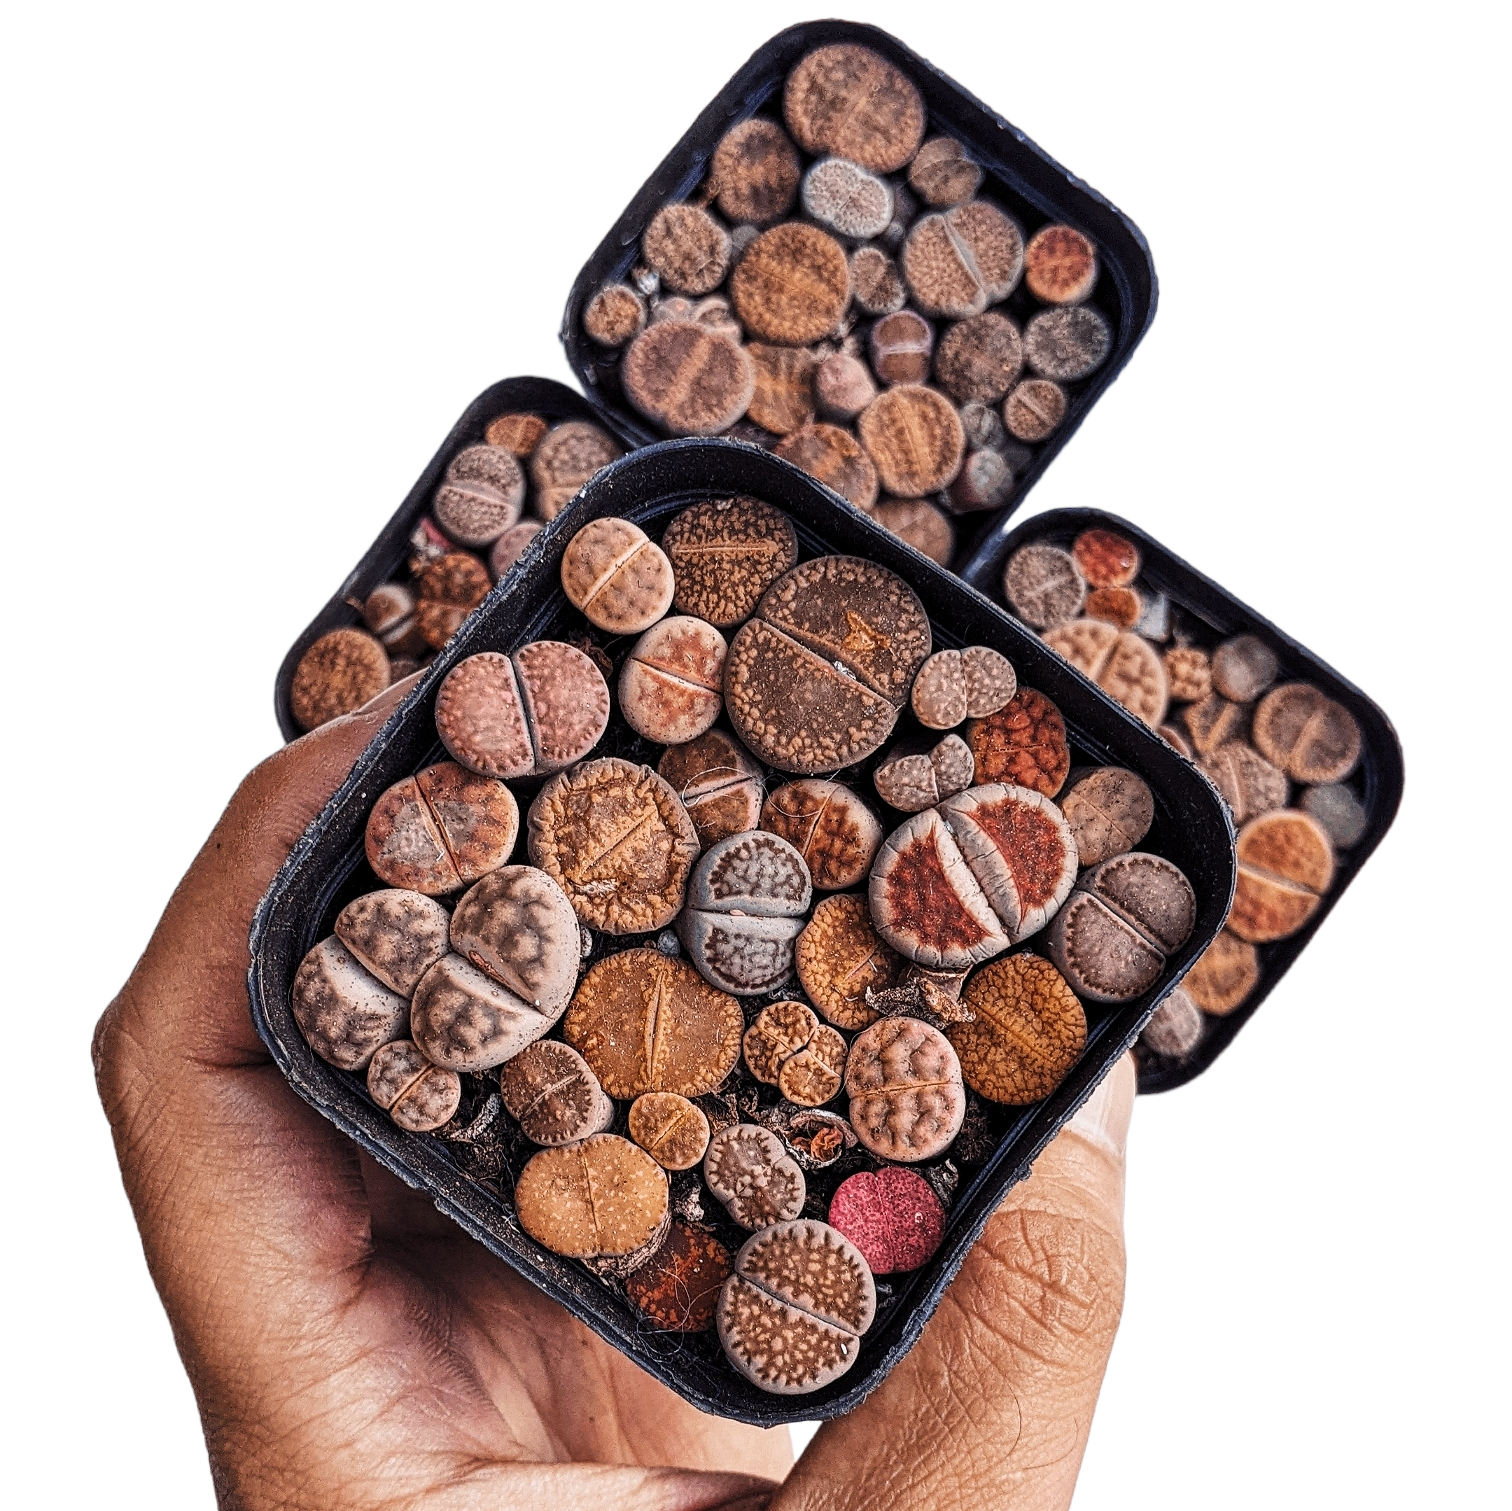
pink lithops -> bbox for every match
[618,615,728,746]
[844,1015,966,1163]
[828,1167,945,1274]
[717,1218,876,1395]
[334,889,452,997]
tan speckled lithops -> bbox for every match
[659,730,765,848]
[911,646,1017,729]
[1043,621,1169,727]
[703,1122,806,1229]
[560,517,676,635]
[366,1040,461,1133]
[290,628,390,731]
[662,497,800,629]
[563,948,743,1098]
[623,320,757,437]
[844,1016,966,1162]
[746,344,819,434]
[783,43,924,171]
[641,203,731,295]
[1163,645,1212,703]
[1181,929,1260,1015]
[448,866,580,1016]
[292,938,409,1070]
[1002,544,1086,629]
[1252,684,1362,784]
[872,734,974,812]
[628,1092,712,1171]
[1228,810,1334,943]
[856,385,965,497]
[415,553,490,650]
[334,889,451,996]
[514,1134,669,1262]
[1060,767,1155,867]
[1025,306,1111,382]
[903,202,1024,319]
[432,444,525,548]
[528,758,699,934]
[873,498,954,567]
[498,1039,614,1146]
[529,421,622,521]
[743,1001,848,1108]
[730,223,851,346]
[1200,742,1289,824]
[796,893,904,1029]
[761,780,882,891]
[950,955,1087,1104]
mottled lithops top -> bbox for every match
[365,761,521,896]
[448,866,580,1016]
[726,555,931,774]
[528,758,700,934]
[291,937,409,1071]
[795,893,904,1029]
[662,496,800,628]
[334,889,451,997]
[703,1122,806,1229]
[498,1039,614,1146]
[844,1015,966,1162]
[760,780,882,891]
[950,954,1087,1104]
[559,517,676,635]
[783,43,925,172]
[687,830,813,916]
[514,1134,669,1259]
[965,688,1071,798]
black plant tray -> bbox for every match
[960,508,1404,1093]
[560,18,1156,565]
[249,439,1234,1425]
[273,376,639,742]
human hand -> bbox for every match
[95,684,1133,1511]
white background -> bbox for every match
[2,3,1506,1505]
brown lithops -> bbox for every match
[703,1122,806,1229]
[290,627,390,730]
[746,343,818,434]
[448,866,581,1016]
[725,554,931,774]
[1210,635,1280,703]
[814,350,878,420]
[850,245,906,316]
[1002,378,1068,442]
[1139,985,1205,1058]
[498,1039,615,1146]
[1164,645,1213,703]
[950,955,1087,1104]
[1181,929,1260,1015]
[1042,621,1169,727]
[1002,543,1086,628]
[730,223,851,346]
[563,948,743,1098]
[530,420,623,521]
[783,43,925,172]
[1024,306,1111,382]
[432,444,525,549]
[662,495,800,629]
[844,1016,966,1162]
[1024,225,1099,305]
[908,136,983,207]
[1200,742,1289,824]
[1060,766,1155,867]
[292,937,409,1070]
[743,1000,848,1108]
[869,309,933,385]
[796,893,904,1029]
[334,888,452,997]
[873,734,974,812]
[718,1219,876,1395]
[966,687,1071,798]
[366,1040,462,1133]
[1228,809,1334,943]
[435,645,610,782]
[774,423,880,511]
[583,283,648,347]
[802,156,894,240]
[659,729,765,848]
[1252,683,1362,784]
[414,552,492,649]
[856,385,965,497]
[528,758,699,934]
[1181,692,1250,756]
[628,1092,712,1170]
[618,615,727,746]
[1085,586,1143,629]
[514,1134,669,1261]
[911,645,1018,729]
[485,412,549,457]
[934,312,1024,404]
[712,117,802,224]
[622,320,756,436]
[873,498,954,566]
[627,1222,732,1333]
[560,517,676,635]
[642,203,731,295]
[365,761,520,895]
[903,202,1025,319]
[761,780,883,891]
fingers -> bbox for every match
[774,1055,1135,1511]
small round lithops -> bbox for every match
[485,412,549,457]
[946,449,1013,513]
[1025,306,1112,382]
[1002,543,1086,628]
[366,1040,461,1133]
[796,893,904,1029]
[1300,782,1368,848]
[1252,683,1362,784]
[1085,586,1142,629]
[563,948,743,1098]
[365,761,520,895]
[850,245,906,316]
[814,351,877,420]
[1228,809,1334,943]
[908,136,982,207]
[433,444,525,548]
[774,423,880,511]
[1182,929,1260,1015]
[334,888,452,997]
[903,201,1024,319]
[745,343,818,434]
[950,954,1086,1104]
[528,758,699,934]
[618,615,727,746]
[1181,692,1250,756]
[934,312,1024,404]
[712,117,801,224]
[1200,741,1289,824]
[869,308,934,385]
[560,517,675,635]
[1024,225,1099,305]
[1163,645,1212,703]
[1060,767,1155,867]
[783,43,925,172]
[642,203,731,296]
[874,498,954,566]
[530,420,623,521]
[414,552,492,649]
[662,495,799,629]
[363,582,419,653]
[761,780,883,891]
[659,729,765,849]
[845,1015,966,1162]
[583,282,648,348]
[448,866,580,1018]
[911,646,1017,729]
[292,937,409,1070]
[873,734,974,812]
[1047,851,1198,1002]
[628,1092,712,1170]
[490,519,543,579]
[1042,621,1169,727]
[857,385,965,497]
[678,830,813,995]
[704,1122,806,1230]
[515,1134,669,1262]
[622,320,757,437]
[828,1168,945,1275]
[435,645,610,781]
[1139,986,1204,1058]
[498,1039,614,1146]
[743,1000,848,1108]
[966,687,1071,798]
[1002,378,1067,442]
[1211,635,1280,704]
[730,223,851,346]
[627,1221,732,1333]
[802,156,894,240]
[290,628,390,731]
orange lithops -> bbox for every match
[796,893,905,1029]
[951,953,1087,1104]
[1227,809,1335,943]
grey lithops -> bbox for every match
[291,937,409,1071]
[410,954,558,1073]
[498,1039,615,1146]
[448,866,581,1017]
[334,889,451,997]
[366,1040,462,1133]
[1138,986,1205,1058]
[703,1122,806,1229]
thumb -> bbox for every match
[775,1054,1135,1511]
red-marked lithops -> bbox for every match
[529,421,623,521]
[1252,683,1362,784]
[627,1221,732,1333]
[796,894,903,1029]
[366,1040,462,1133]
[365,761,520,895]
[743,1000,848,1108]
[1085,586,1143,629]
[844,1015,966,1162]
[435,644,610,781]
[334,889,452,997]
[514,1134,669,1262]
[903,201,1025,319]
[290,628,390,731]
[718,1218,876,1395]
[498,1039,615,1146]
[828,1167,945,1274]
[802,156,894,240]
[911,645,1017,729]
[1024,225,1099,305]
[712,117,802,224]
[704,1122,806,1229]
[1025,306,1112,382]
[678,830,812,995]
[1060,767,1155,867]
[447,865,580,1018]
[872,734,974,812]
[760,779,882,891]
[618,615,727,746]
[561,517,676,634]
[292,937,409,1070]
[1047,851,1197,1001]
[414,552,492,650]
[965,687,1071,798]
[1071,527,1141,588]
[950,954,1087,1103]
[1003,543,1086,628]
[783,43,925,172]
[1139,986,1205,1058]
[432,445,525,548]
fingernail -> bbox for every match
[1067,1052,1135,1161]
[357,670,425,717]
